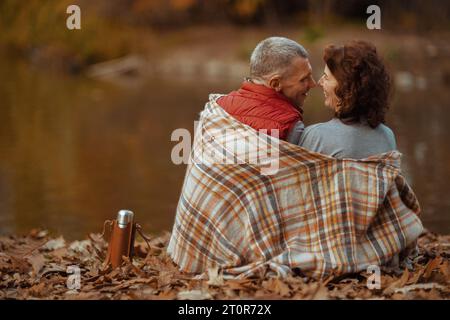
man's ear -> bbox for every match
[268,75,282,92]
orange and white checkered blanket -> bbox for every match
[167,94,423,279]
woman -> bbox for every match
[299,40,396,159]
[300,41,417,268]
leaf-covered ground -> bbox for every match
[0,230,449,300]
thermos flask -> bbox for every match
[104,210,136,268]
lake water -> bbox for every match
[1,59,449,240]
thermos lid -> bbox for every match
[117,209,134,228]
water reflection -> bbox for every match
[0,59,449,240]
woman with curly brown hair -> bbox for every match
[299,40,397,159]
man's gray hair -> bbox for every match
[250,37,308,80]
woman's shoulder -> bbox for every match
[375,123,397,148]
[299,119,397,152]
[303,118,343,136]
[299,119,338,146]
[376,123,395,135]
[305,119,338,131]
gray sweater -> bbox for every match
[296,118,397,159]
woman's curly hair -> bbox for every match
[323,40,391,128]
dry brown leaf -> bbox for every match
[329,283,354,299]
[414,288,444,300]
[383,269,410,295]
[220,288,237,298]
[398,268,410,287]
[438,259,449,278]
[49,247,69,261]
[423,256,443,279]
[390,292,408,300]
[29,229,49,239]
[7,254,31,274]
[65,291,100,300]
[356,288,373,299]
[394,283,447,294]
[28,282,48,297]
[225,279,253,291]
[273,278,291,297]
[158,270,175,287]
[177,289,212,300]
[311,282,329,300]
[380,274,396,289]
[39,264,67,278]
[110,278,157,291]
[43,237,66,251]
[26,253,46,276]
[408,268,424,285]
[68,240,91,254]
[1,230,449,300]
[206,266,224,286]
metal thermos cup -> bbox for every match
[105,209,136,268]
[117,210,134,228]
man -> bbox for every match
[217,36,316,144]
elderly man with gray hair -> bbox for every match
[218,36,316,144]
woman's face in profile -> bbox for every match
[318,64,339,110]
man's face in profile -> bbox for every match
[278,57,316,109]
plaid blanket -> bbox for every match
[167,94,423,279]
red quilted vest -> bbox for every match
[217,81,303,140]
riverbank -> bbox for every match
[1,229,448,300]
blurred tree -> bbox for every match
[1,0,448,70]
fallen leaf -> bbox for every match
[206,266,224,286]
[155,289,177,300]
[311,283,329,300]
[43,237,66,251]
[28,282,48,297]
[225,279,253,291]
[423,256,443,279]
[439,260,449,278]
[65,291,99,300]
[394,283,447,294]
[398,269,410,287]
[407,266,425,285]
[383,270,410,296]
[158,270,174,287]
[1,230,449,300]
[48,247,69,261]
[69,240,91,254]
[273,278,291,297]
[29,229,49,239]
[262,277,291,297]
[26,253,46,275]
[39,264,67,278]
[177,289,212,300]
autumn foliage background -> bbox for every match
[1,0,449,71]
